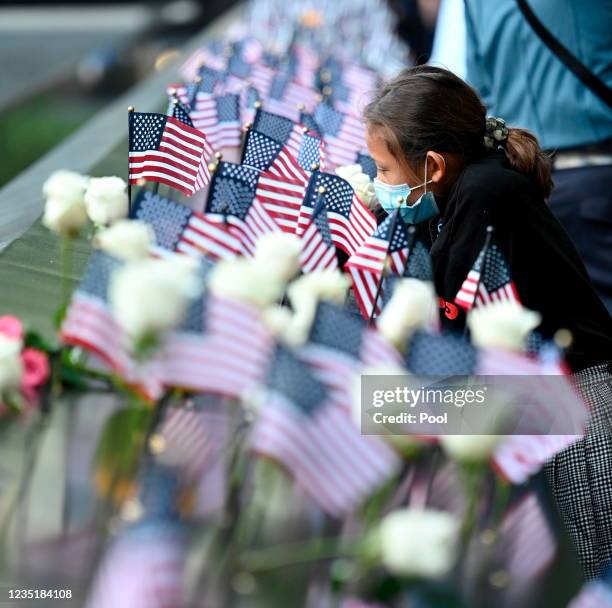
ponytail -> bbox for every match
[364,66,554,200]
[505,127,553,199]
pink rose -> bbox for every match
[21,348,49,389]
[0,316,23,341]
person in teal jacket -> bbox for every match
[463,0,612,312]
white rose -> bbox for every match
[42,197,89,236]
[84,176,129,225]
[261,306,309,347]
[440,435,501,463]
[379,509,459,578]
[335,164,363,180]
[209,258,284,308]
[109,257,201,342]
[93,220,154,260]
[336,164,377,209]
[0,335,23,393]
[254,232,302,282]
[467,301,541,352]
[287,270,351,331]
[377,279,437,349]
[42,170,88,205]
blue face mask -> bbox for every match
[373,158,438,224]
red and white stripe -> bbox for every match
[255,170,307,234]
[159,296,274,397]
[296,191,376,253]
[180,47,227,81]
[455,269,521,311]
[175,212,242,261]
[498,492,557,602]
[189,93,242,151]
[251,394,399,517]
[129,116,213,196]
[159,406,230,481]
[345,233,408,320]
[477,347,588,484]
[321,112,366,170]
[60,293,164,400]
[222,197,282,257]
[298,220,338,272]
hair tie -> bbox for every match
[484,116,509,150]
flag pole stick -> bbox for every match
[462,225,494,337]
[240,123,252,164]
[368,205,401,325]
[127,106,134,214]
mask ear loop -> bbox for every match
[423,154,444,193]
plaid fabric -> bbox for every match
[545,361,612,580]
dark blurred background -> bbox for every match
[0,1,238,187]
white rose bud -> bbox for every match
[335,164,363,180]
[377,279,437,349]
[42,197,89,236]
[287,270,351,330]
[84,176,129,225]
[254,232,302,282]
[467,301,541,352]
[440,435,502,463]
[209,258,285,308]
[379,509,459,579]
[109,257,201,343]
[42,170,89,205]
[93,220,154,260]
[0,335,23,394]
[336,164,377,209]
[261,306,309,347]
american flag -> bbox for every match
[128,112,213,196]
[204,161,280,256]
[189,93,242,151]
[242,129,309,184]
[60,251,165,400]
[497,491,558,603]
[404,330,478,377]
[158,398,230,486]
[252,107,304,157]
[250,345,399,517]
[226,52,275,95]
[131,190,241,261]
[298,200,338,272]
[345,212,414,319]
[301,301,403,410]
[454,237,521,311]
[476,347,587,484]
[180,42,227,81]
[298,130,325,172]
[263,71,319,121]
[159,293,274,398]
[296,172,377,259]
[299,109,322,137]
[314,102,367,169]
[167,97,194,127]
[240,83,262,125]
[242,129,309,233]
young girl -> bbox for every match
[364,65,612,578]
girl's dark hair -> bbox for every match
[363,65,553,198]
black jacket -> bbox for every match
[419,150,612,372]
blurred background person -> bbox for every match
[460,0,612,312]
